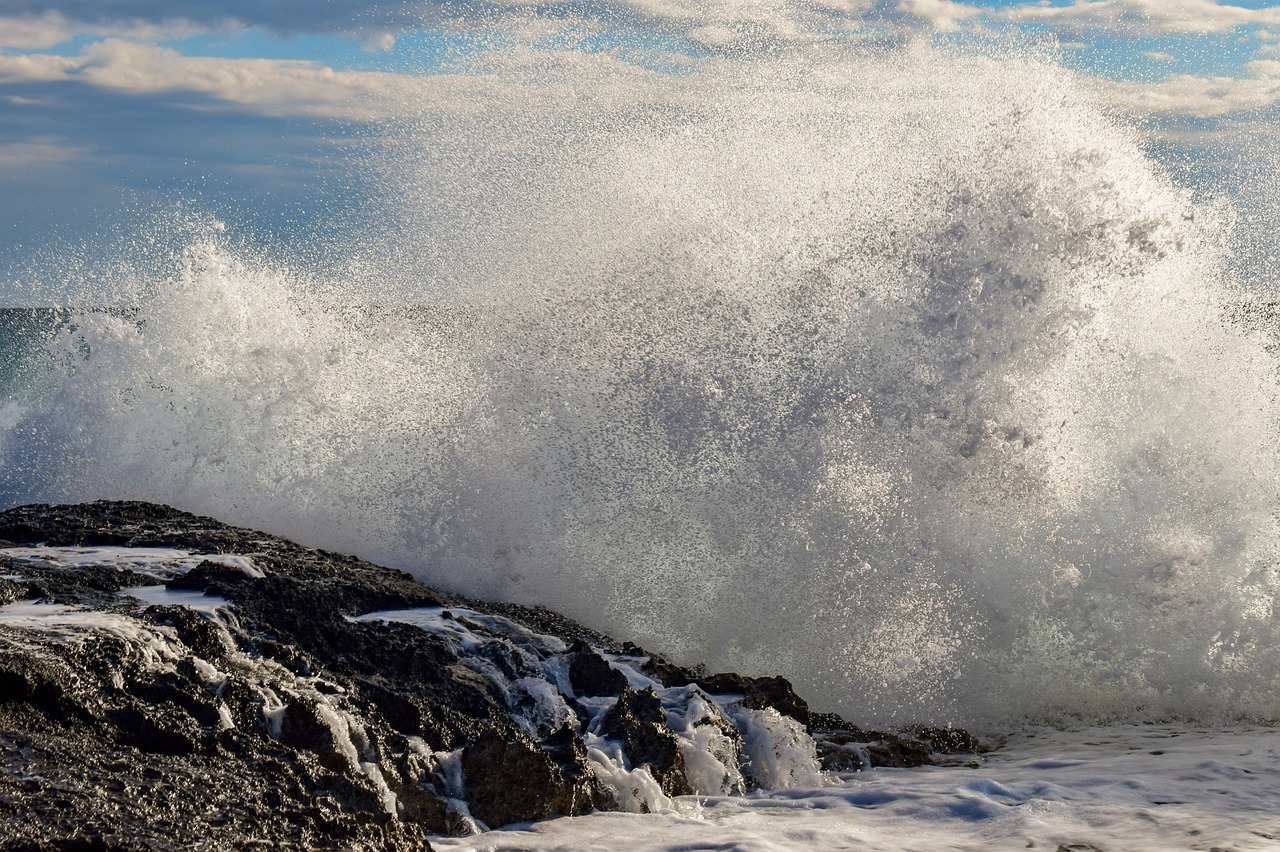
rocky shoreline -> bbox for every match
[0,501,981,850]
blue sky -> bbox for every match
[1,0,1279,301]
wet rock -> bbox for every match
[639,653,702,689]
[599,686,691,797]
[278,698,344,757]
[865,734,935,768]
[0,577,25,605]
[809,713,982,771]
[143,605,228,661]
[9,838,143,852]
[0,498,976,849]
[359,680,424,737]
[165,559,258,592]
[567,639,628,697]
[905,725,985,755]
[0,651,90,726]
[727,675,810,728]
[396,779,449,827]
[461,726,600,827]
[105,706,201,756]
[655,666,810,728]
[124,669,224,730]
[541,722,604,802]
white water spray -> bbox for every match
[3,41,1279,730]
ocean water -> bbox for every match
[2,30,1280,847]
[431,725,1280,851]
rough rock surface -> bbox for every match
[0,500,980,850]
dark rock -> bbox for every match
[165,559,258,592]
[809,713,981,771]
[541,723,601,794]
[662,669,810,729]
[567,639,628,697]
[905,725,985,754]
[0,577,25,605]
[359,680,424,737]
[598,686,690,797]
[278,698,344,756]
[813,713,899,771]
[0,651,90,725]
[143,605,228,661]
[396,780,449,828]
[0,498,974,850]
[461,727,599,828]
[639,652,701,688]
[125,669,223,729]
[105,707,200,756]
[473,602,618,650]
[865,734,934,769]
[737,676,809,728]
[7,838,144,851]
[808,711,861,733]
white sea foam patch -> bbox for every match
[0,546,256,620]
[0,600,191,675]
[357,604,832,807]
[4,42,1280,729]
[352,606,567,657]
[117,585,231,614]
[0,546,263,580]
[430,725,1280,852]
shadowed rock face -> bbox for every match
[0,501,978,850]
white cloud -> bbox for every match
[1100,67,1280,118]
[0,39,441,120]
[0,1,419,45]
[4,2,1280,132]
[0,53,79,83]
[0,36,671,124]
[893,0,984,32]
[1248,57,1280,78]
[0,11,212,50]
[0,11,73,48]
[1000,0,1280,36]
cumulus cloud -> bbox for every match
[1100,65,1280,118]
[0,0,972,56]
[0,53,79,83]
[0,39,442,119]
[7,0,1280,57]
[0,11,75,48]
[0,35,674,131]
[999,0,1280,37]
[0,0,431,45]
[0,9,227,51]
[891,0,984,32]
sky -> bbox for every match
[1,0,1279,302]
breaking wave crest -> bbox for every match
[4,42,1280,730]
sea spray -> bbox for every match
[3,42,1279,730]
